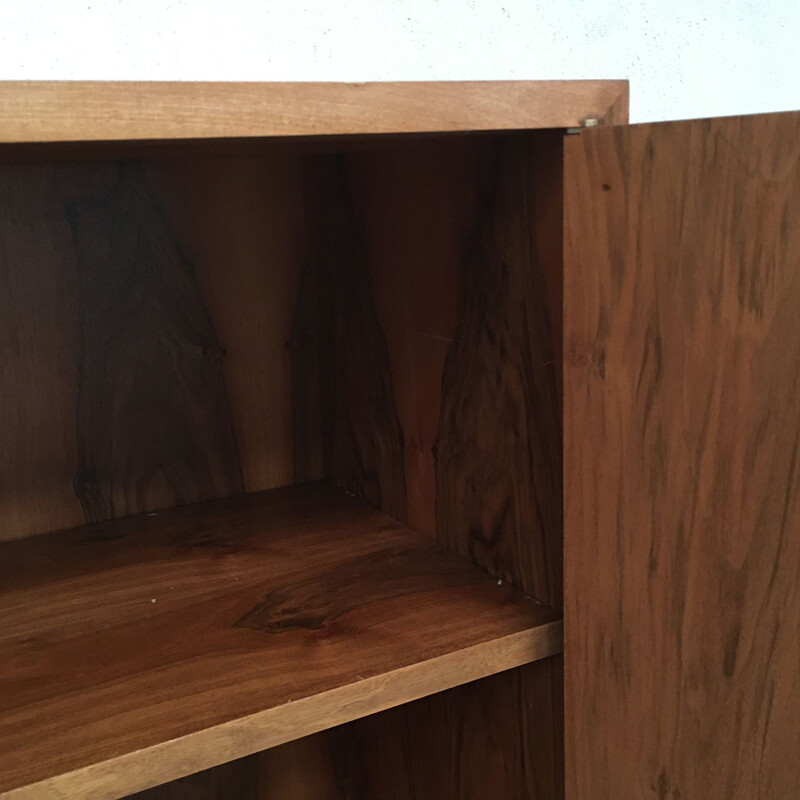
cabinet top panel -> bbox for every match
[0,80,628,143]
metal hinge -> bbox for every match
[566,116,601,135]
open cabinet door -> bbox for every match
[564,112,800,800]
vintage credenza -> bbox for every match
[0,81,796,799]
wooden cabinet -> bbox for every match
[0,81,796,800]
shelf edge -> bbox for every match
[3,619,563,800]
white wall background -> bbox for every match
[1,0,798,123]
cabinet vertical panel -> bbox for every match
[432,134,562,603]
[564,113,800,799]
[309,154,409,521]
[0,152,317,542]
[0,160,253,539]
[147,156,312,491]
[0,167,85,539]
[332,132,563,603]
[68,163,243,521]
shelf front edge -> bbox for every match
[4,620,563,800]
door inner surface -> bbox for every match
[564,112,800,800]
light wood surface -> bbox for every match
[0,81,628,143]
[564,111,800,799]
[0,481,561,800]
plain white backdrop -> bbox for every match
[1,0,799,123]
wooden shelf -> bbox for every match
[0,80,628,143]
[0,482,561,800]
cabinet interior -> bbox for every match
[0,129,565,799]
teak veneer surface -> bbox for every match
[564,111,800,799]
[0,482,561,800]
[0,80,628,143]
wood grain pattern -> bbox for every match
[0,166,85,540]
[313,156,408,521]
[344,139,470,537]
[331,655,564,800]
[68,163,243,521]
[433,135,562,604]
[146,156,313,491]
[0,153,312,542]
[291,258,324,483]
[127,757,259,800]
[0,158,245,540]
[0,128,571,799]
[564,112,800,800]
[0,80,628,143]
[127,654,564,800]
[335,133,563,602]
[0,482,561,800]
[304,132,565,800]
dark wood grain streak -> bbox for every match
[0,165,85,540]
[233,536,498,634]
[312,155,408,520]
[434,135,562,604]
[67,163,243,522]
[343,138,469,537]
[564,112,800,800]
[1,154,310,545]
[291,259,324,483]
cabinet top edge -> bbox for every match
[0,79,629,143]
